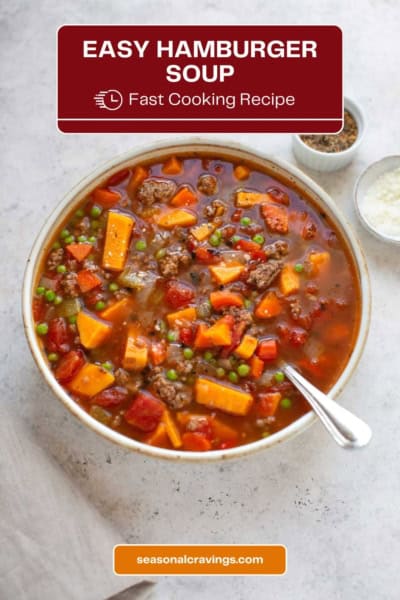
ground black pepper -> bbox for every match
[300,110,358,153]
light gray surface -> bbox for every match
[1,1,399,599]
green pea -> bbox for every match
[204,351,214,362]
[240,216,251,226]
[183,347,194,360]
[91,219,100,229]
[95,301,106,311]
[166,369,178,381]
[109,282,119,292]
[231,235,241,244]
[244,298,252,309]
[216,367,226,378]
[274,371,285,383]
[228,371,239,384]
[77,235,87,243]
[280,397,292,409]
[68,315,77,325]
[56,265,67,274]
[135,240,147,251]
[101,361,113,371]
[60,229,70,239]
[252,234,265,245]
[90,205,102,218]
[155,248,167,260]
[209,233,221,247]
[294,263,304,273]
[88,236,97,244]
[75,208,85,218]
[48,352,59,362]
[237,364,250,377]
[36,286,45,296]
[54,295,63,306]
[64,235,75,245]
[52,241,61,250]
[167,330,178,343]
[36,323,48,336]
[45,290,56,302]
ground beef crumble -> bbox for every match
[148,367,192,409]
[247,260,283,291]
[204,199,226,219]
[61,272,79,297]
[264,240,289,259]
[158,248,192,278]
[47,248,64,271]
[197,174,218,196]
[136,178,177,206]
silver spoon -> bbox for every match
[282,364,372,449]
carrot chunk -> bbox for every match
[145,422,169,447]
[203,318,232,346]
[233,165,250,181]
[76,269,102,293]
[93,188,121,209]
[102,211,135,271]
[256,392,282,417]
[194,323,211,349]
[182,432,212,451]
[255,292,282,319]
[250,355,264,378]
[66,243,93,262]
[261,203,289,233]
[170,186,198,207]
[166,307,197,327]
[163,409,183,448]
[77,310,112,349]
[195,377,253,416]
[209,291,244,310]
[162,156,182,175]
[308,251,331,276]
[256,339,278,361]
[127,166,149,197]
[150,339,167,366]
[68,363,115,398]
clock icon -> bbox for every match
[94,89,123,111]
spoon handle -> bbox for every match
[283,365,372,449]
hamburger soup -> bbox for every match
[32,154,360,452]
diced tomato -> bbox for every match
[182,432,212,451]
[179,326,194,346]
[256,339,278,361]
[46,317,71,354]
[106,168,130,187]
[233,238,266,260]
[91,386,128,407]
[33,296,46,321]
[186,415,213,439]
[266,186,290,206]
[194,247,219,264]
[289,327,308,346]
[165,281,195,309]
[231,208,243,222]
[124,392,164,432]
[150,340,167,366]
[256,392,282,417]
[55,349,85,383]
[84,290,104,308]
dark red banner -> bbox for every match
[57,25,342,133]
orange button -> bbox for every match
[114,544,286,575]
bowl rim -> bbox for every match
[354,154,400,246]
[22,137,371,462]
[292,96,366,158]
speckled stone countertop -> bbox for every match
[1,1,400,599]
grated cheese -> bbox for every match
[361,167,400,240]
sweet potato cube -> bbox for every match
[77,310,112,349]
[122,324,148,371]
[99,297,131,322]
[236,190,271,207]
[234,334,258,359]
[170,186,197,207]
[279,265,300,296]
[156,209,197,229]
[195,377,253,416]
[102,212,135,271]
[190,222,215,241]
[209,263,245,285]
[162,156,182,175]
[166,307,197,327]
[255,292,282,319]
[233,165,250,181]
[308,251,331,276]
[68,363,115,398]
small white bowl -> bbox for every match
[292,97,366,172]
[354,155,400,245]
